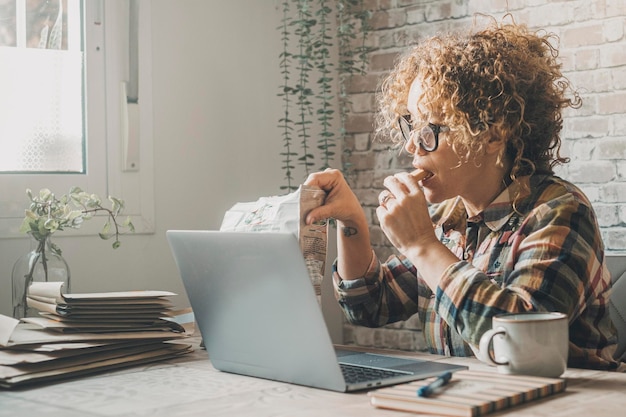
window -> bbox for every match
[0,0,84,173]
[0,0,154,238]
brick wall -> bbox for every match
[341,0,626,351]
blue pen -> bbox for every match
[416,371,453,397]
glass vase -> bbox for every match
[11,236,71,319]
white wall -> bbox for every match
[0,1,342,341]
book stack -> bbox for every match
[0,282,192,389]
[368,369,567,416]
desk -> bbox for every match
[1,338,625,417]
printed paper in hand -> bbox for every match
[220,184,328,301]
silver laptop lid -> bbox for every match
[167,230,347,391]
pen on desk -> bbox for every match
[416,371,453,397]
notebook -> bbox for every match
[368,370,567,416]
[166,230,467,392]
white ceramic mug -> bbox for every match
[476,312,568,378]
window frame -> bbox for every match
[0,0,155,239]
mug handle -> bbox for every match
[477,327,509,366]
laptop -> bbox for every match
[166,230,467,392]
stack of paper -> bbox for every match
[0,282,193,389]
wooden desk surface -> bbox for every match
[1,337,625,417]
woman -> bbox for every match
[304,20,621,370]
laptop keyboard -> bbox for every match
[339,363,411,384]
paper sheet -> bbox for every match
[220,184,329,300]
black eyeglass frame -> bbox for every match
[398,115,449,152]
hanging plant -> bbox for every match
[278,0,297,190]
[293,0,316,177]
[337,0,372,174]
[278,0,372,192]
[314,0,335,172]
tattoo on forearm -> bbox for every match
[342,226,358,237]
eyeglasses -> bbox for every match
[398,114,449,152]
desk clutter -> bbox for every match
[0,282,192,389]
[368,370,566,416]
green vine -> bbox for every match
[278,0,372,191]
[293,0,316,179]
[337,0,372,175]
[278,0,297,191]
[314,0,335,171]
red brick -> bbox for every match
[345,74,381,94]
[345,113,374,133]
[369,51,400,71]
[369,10,390,30]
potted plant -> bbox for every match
[11,187,134,319]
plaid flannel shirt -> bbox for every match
[334,175,621,370]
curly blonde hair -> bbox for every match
[376,17,581,179]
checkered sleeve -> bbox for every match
[333,249,428,327]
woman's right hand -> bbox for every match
[303,169,365,227]
[305,169,373,280]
